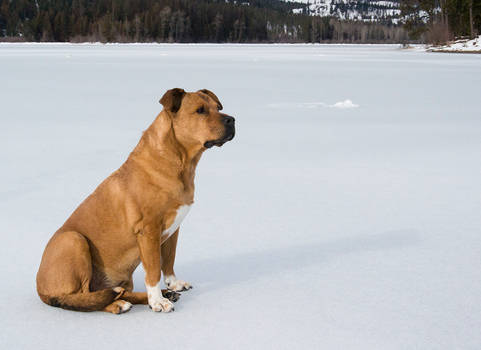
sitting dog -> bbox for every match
[36,88,235,314]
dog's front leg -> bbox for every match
[137,232,174,312]
[161,229,192,292]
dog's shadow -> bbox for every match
[133,229,420,295]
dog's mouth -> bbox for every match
[204,129,235,149]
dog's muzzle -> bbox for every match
[204,116,235,149]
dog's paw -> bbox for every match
[147,283,175,312]
[105,299,132,314]
[164,275,192,292]
[118,300,133,313]
[149,297,174,313]
[162,289,181,303]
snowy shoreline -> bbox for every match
[3,41,479,54]
[427,35,481,53]
[0,41,405,46]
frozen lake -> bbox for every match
[1,44,480,349]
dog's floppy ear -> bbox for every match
[159,88,186,113]
[198,89,223,111]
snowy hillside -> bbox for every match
[288,0,401,23]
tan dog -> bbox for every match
[36,88,235,314]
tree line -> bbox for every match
[401,0,481,43]
[0,0,408,43]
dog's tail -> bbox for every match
[38,288,123,312]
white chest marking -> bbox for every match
[162,204,191,238]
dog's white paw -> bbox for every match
[119,300,132,313]
[164,275,192,292]
[147,282,175,312]
[106,299,132,314]
[149,298,174,313]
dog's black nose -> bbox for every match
[223,116,235,126]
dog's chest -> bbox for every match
[162,204,191,240]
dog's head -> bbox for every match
[159,88,235,150]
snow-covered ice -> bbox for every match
[0,43,480,349]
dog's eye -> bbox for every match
[196,106,205,114]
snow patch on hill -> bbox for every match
[287,0,401,23]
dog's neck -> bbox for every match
[128,111,204,189]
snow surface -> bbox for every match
[1,43,481,350]
[429,35,481,53]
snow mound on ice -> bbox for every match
[330,99,359,109]
[269,100,360,109]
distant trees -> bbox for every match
[305,17,409,43]
[0,0,409,43]
[401,0,481,43]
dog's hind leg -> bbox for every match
[121,291,148,305]
[37,231,121,312]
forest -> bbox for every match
[0,0,408,43]
[401,0,481,43]
[0,0,478,43]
